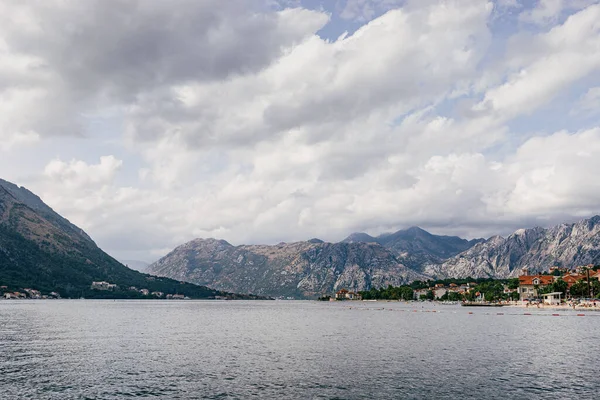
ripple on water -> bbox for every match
[1,300,599,399]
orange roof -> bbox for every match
[336,289,349,294]
[518,275,554,286]
[562,274,586,283]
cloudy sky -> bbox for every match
[2,0,600,262]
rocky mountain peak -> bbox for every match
[342,232,378,243]
[148,237,426,299]
[427,216,600,279]
[186,238,232,248]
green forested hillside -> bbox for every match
[0,179,263,299]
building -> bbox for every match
[91,281,117,291]
[561,273,587,288]
[433,287,447,299]
[5,292,26,299]
[575,265,594,274]
[549,266,569,274]
[447,283,460,292]
[139,289,149,296]
[335,289,361,300]
[151,291,164,298]
[24,288,41,299]
[345,291,361,300]
[542,292,563,306]
[503,285,517,294]
[518,275,554,300]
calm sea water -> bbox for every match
[1,300,599,399]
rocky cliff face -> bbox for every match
[150,217,600,296]
[148,239,427,298]
[343,226,483,271]
[425,216,600,278]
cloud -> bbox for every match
[572,86,600,116]
[2,0,600,261]
[126,0,493,152]
[475,4,600,120]
[519,0,564,25]
[339,0,405,22]
[44,156,123,189]
[518,0,598,26]
[503,128,600,216]
[0,1,328,142]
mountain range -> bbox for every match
[148,238,427,298]
[3,177,600,300]
[425,216,600,279]
[0,179,263,299]
[342,226,483,271]
[149,218,600,298]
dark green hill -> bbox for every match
[0,179,264,299]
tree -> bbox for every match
[570,280,588,298]
[507,278,519,290]
[447,291,463,302]
[592,280,600,298]
[474,281,504,301]
[399,286,414,301]
[551,279,568,296]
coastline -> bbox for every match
[338,299,600,311]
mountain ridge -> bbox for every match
[148,239,427,299]
[149,216,600,296]
[425,215,600,279]
[0,179,264,299]
[342,226,484,271]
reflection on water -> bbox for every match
[0,300,599,399]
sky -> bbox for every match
[2,0,600,262]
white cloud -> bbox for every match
[475,4,600,120]
[518,0,598,26]
[44,156,123,190]
[0,1,328,144]
[572,86,600,116]
[2,0,600,261]
[519,0,564,25]
[503,128,600,215]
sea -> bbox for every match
[1,300,599,399]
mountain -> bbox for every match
[147,238,427,299]
[425,216,600,279]
[342,226,483,271]
[0,179,262,299]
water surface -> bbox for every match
[1,300,598,399]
